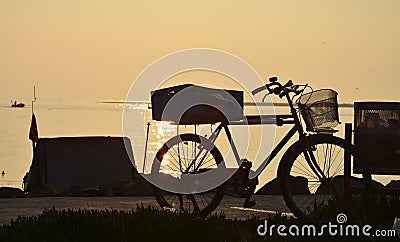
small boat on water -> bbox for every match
[11,100,25,108]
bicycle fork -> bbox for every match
[300,140,326,180]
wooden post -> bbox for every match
[143,122,151,173]
[344,123,352,201]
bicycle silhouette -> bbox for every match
[150,76,366,222]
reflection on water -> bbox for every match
[157,136,220,179]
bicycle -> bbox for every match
[150,77,368,222]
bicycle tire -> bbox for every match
[277,134,370,223]
[152,133,225,217]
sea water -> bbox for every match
[0,99,398,189]
[0,99,125,188]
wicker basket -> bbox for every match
[297,89,339,132]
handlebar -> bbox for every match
[251,86,268,95]
[252,77,304,98]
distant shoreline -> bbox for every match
[99,101,354,108]
[244,102,354,108]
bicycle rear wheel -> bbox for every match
[277,134,369,223]
[152,133,225,217]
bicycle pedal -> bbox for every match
[241,159,253,168]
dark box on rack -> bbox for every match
[151,84,243,125]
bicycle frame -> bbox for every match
[189,92,327,180]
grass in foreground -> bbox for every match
[0,202,398,242]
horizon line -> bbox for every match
[99,100,354,108]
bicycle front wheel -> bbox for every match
[152,133,225,217]
[277,134,368,223]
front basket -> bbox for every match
[297,89,339,132]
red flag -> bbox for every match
[29,113,39,143]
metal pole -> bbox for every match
[344,123,352,201]
[31,85,37,154]
[143,122,151,173]
[31,85,36,115]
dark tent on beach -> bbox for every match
[24,136,152,195]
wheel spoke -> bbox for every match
[153,134,224,217]
[188,195,200,212]
[281,136,364,223]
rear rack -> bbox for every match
[229,114,294,126]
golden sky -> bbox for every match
[0,0,399,102]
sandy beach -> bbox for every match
[0,195,291,225]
